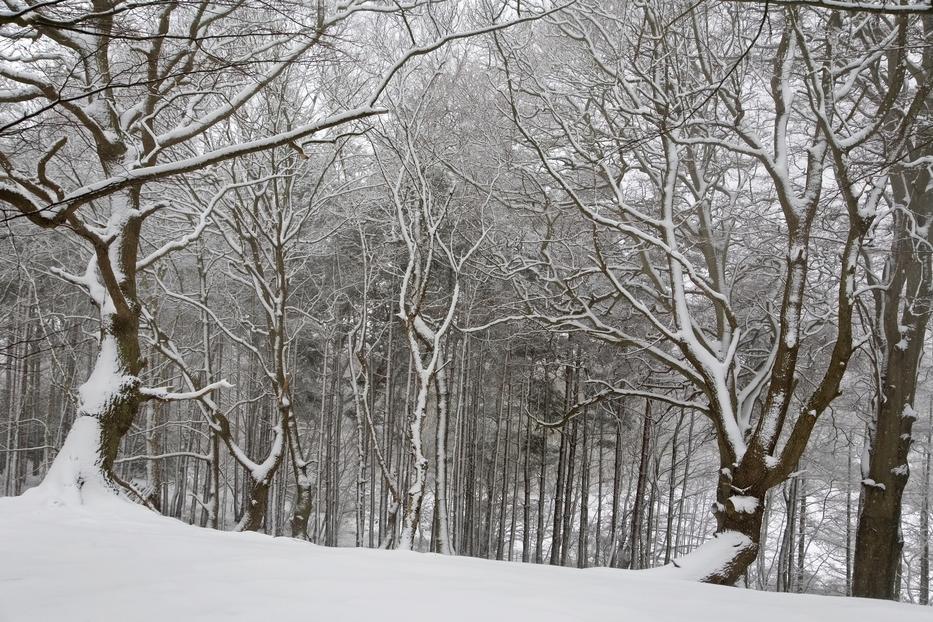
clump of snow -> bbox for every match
[649,530,755,582]
[77,336,137,416]
[728,495,760,514]
[862,478,886,491]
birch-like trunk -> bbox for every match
[432,355,455,554]
[398,373,430,550]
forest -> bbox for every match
[1,0,932,614]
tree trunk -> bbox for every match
[608,406,624,567]
[289,466,315,540]
[34,196,146,505]
[549,418,568,565]
[535,363,549,564]
[432,351,455,554]
[522,385,532,563]
[919,409,930,605]
[796,476,806,592]
[670,449,772,586]
[399,374,430,550]
[854,180,933,598]
[853,31,932,597]
[237,479,271,532]
[578,409,589,568]
[664,412,684,564]
[41,310,143,502]
[629,400,652,569]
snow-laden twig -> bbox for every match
[140,379,234,402]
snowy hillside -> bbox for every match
[0,494,925,622]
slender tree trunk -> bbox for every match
[674,411,695,557]
[399,372,430,550]
[595,416,604,566]
[578,409,589,568]
[629,400,652,569]
[144,400,162,512]
[778,478,797,592]
[664,412,684,564]
[432,347,455,554]
[846,438,853,595]
[608,406,624,568]
[550,421,568,564]
[919,408,931,605]
[535,363,549,564]
[522,388,532,563]
[560,417,578,567]
[496,376,513,561]
[796,476,806,592]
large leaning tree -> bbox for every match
[0,0,561,504]
[490,0,926,583]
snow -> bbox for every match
[23,416,125,508]
[649,530,754,582]
[892,464,909,477]
[728,495,760,514]
[77,336,135,416]
[0,498,927,622]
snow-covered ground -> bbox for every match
[0,493,926,622]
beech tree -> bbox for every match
[489,0,920,583]
[0,0,385,500]
[0,0,556,502]
[853,14,933,600]
[374,97,489,551]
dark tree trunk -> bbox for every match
[854,147,933,599]
[238,479,271,532]
[629,400,652,569]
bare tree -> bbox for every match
[488,1,918,583]
[853,14,933,599]
[0,0,560,503]
[375,106,489,550]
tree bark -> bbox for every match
[854,149,933,599]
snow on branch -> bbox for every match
[719,0,932,15]
[45,107,386,213]
[136,174,290,270]
[140,379,233,402]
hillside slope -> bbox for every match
[0,493,925,622]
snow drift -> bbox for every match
[0,493,926,622]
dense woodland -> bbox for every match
[1,0,932,606]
